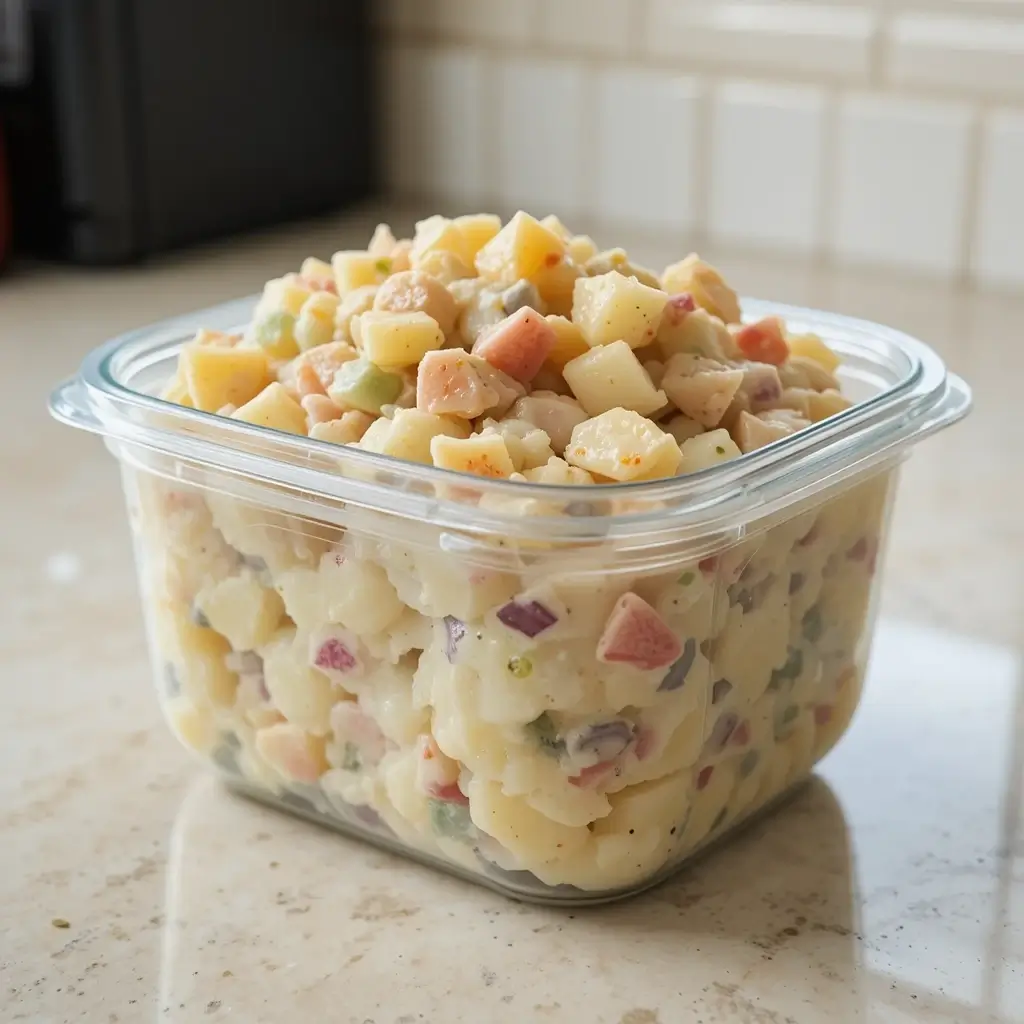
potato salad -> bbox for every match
[137,211,891,896]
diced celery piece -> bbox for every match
[328,359,403,414]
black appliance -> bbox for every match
[0,0,374,264]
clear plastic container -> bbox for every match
[50,296,970,904]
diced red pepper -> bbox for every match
[597,593,682,672]
[698,556,718,575]
[696,765,714,790]
[734,317,790,366]
[427,780,470,805]
[663,292,697,327]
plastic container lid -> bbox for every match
[50,294,971,556]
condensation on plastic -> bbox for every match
[50,296,970,904]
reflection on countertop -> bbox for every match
[1,203,1022,1023]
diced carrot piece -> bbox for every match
[733,317,790,365]
[472,306,556,383]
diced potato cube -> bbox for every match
[473,307,556,383]
[532,257,582,318]
[662,354,745,427]
[657,304,731,362]
[232,383,308,435]
[732,410,795,453]
[584,248,662,290]
[787,332,841,374]
[301,394,342,423]
[521,456,594,485]
[511,393,588,454]
[676,429,742,474]
[360,408,470,464]
[567,234,598,265]
[162,609,239,708]
[373,270,459,337]
[167,700,220,754]
[453,213,502,260]
[430,433,516,479]
[294,290,340,351]
[180,345,271,413]
[161,372,193,407]
[328,358,405,414]
[332,251,388,297]
[572,272,668,350]
[563,341,667,417]
[412,215,466,260]
[544,315,590,368]
[309,410,375,445]
[566,408,682,482]
[299,257,335,291]
[262,276,314,316]
[788,356,840,392]
[195,574,286,651]
[539,214,572,242]
[661,255,741,324]
[776,387,814,418]
[335,285,378,345]
[368,223,398,258]
[474,211,565,283]
[261,630,338,735]
[358,310,445,369]
[664,414,705,445]
[478,419,554,472]
[256,723,329,783]
[410,249,475,285]
[806,389,852,422]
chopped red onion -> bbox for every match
[443,615,466,663]
[564,719,636,763]
[496,599,557,638]
[658,638,697,692]
[706,711,739,753]
[696,765,714,790]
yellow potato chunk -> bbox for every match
[180,345,270,413]
[571,272,668,350]
[474,211,565,283]
[358,310,445,369]
[411,215,473,265]
[332,251,388,297]
[544,315,590,369]
[262,276,313,317]
[787,332,841,374]
[567,234,598,265]
[453,213,502,261]
[299,256,334,289]
[166,700,220,755]
[261,631,337,736]
[539,214,572,241]
[676,428,742,474]
[373,270,458,337]
[194,574,285,651]
[294,290,340,352]
[661,254,741,324]
[360,408,470,464]
[334,284,378,346]
[430,433,516,479]
[563,340,667,417]
[584,248,662,290]
[566,408,682,482]
[309,410,375,445]
[532,257,582,318]
[468,778,589,864]
[807,388,852,422]
[232,382,307,435]
[162,609,238,708]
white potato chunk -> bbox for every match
[675,428,742,474]
[566,408,682,482]
[662,354,745,428]
[563,340,667,417]
[571,272,667,350]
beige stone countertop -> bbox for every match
[2,204,1022,1023]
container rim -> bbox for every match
[50,294,971,543]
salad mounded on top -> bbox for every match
[161,210,850,487]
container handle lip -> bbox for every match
[48,377,104,435]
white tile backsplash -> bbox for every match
[973,110,1024,287]
[496,58,589,218]
[646,1,877,83]
[436,0,539,45]
[832,94,973,275]
[594,70,701,233]
[539,0,640,57]
[708,81,828,253]
[380,2,1024,290]
[382,47,487,205]
[887,13,1024,100]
